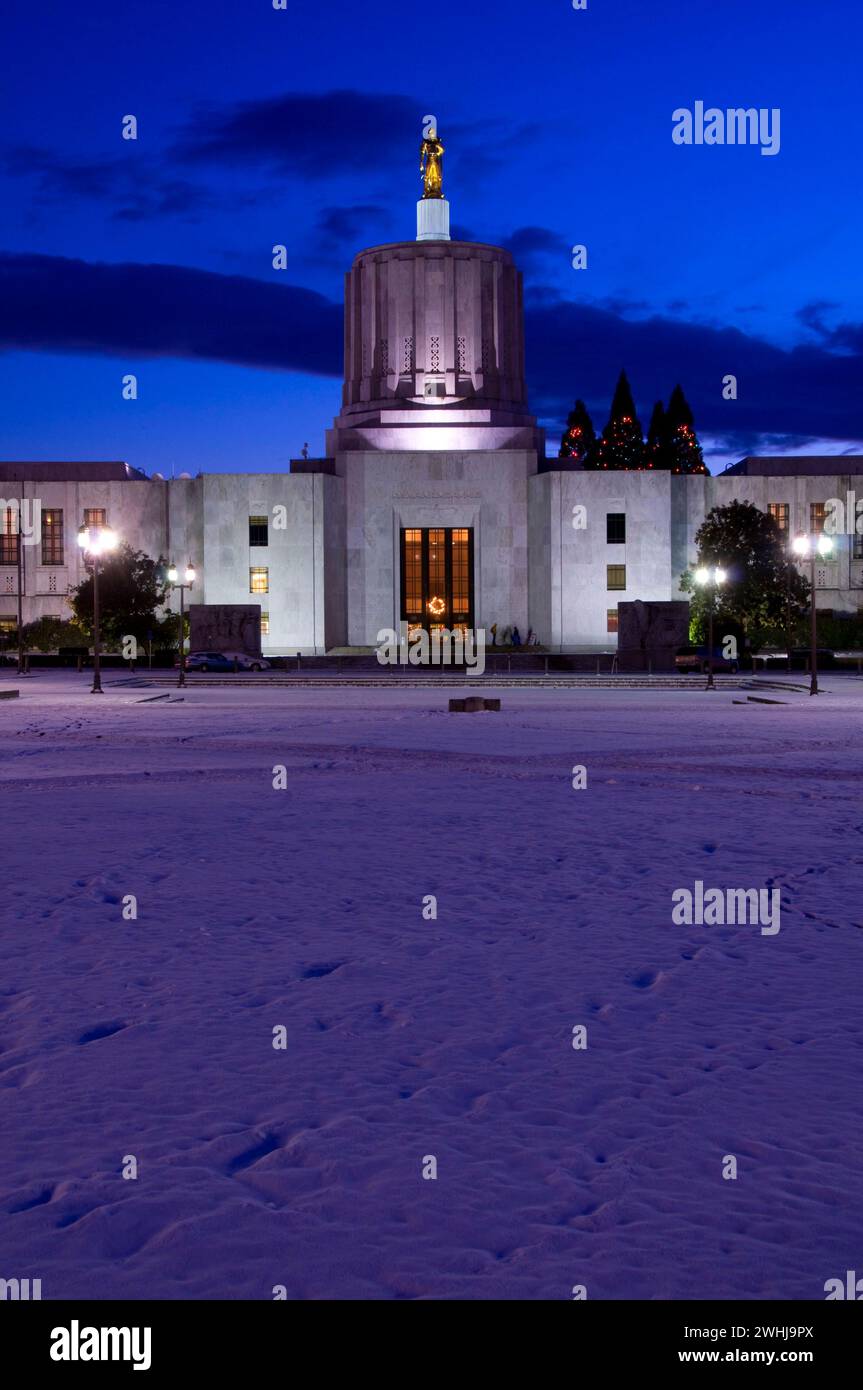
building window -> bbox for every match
[607,608,619,634]
[41,508,64,565]
[853,534,863,561]
[768,503,789,533]
[403,528,423,618]
[260,611,270,637]
[250,567,269,594]
[810,502,826,535]
[607,564,626,591]
[249,515,268,547]
[428,528,446,612]
[1,507,19,566]
[451,529,470,618]
[83,508,107,527]
[0,617,16,634]
[606,513,626,544]
[400,527,475,630]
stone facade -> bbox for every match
[339,450,531,645]
[3,458,862,655]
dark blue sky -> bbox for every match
[1,0,861,472]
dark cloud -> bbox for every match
[796,300,841,336]
[0,144,217,221]
[3,94,539,226]
[172,90,421,176]
[524,291,863,449]
[499,226,563,273]
[0,253,342,376]
[450,222,480,243]
[316,204,390,248]
[170,90,539,201]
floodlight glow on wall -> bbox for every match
[77,524,117,557]
[793,533,834,559]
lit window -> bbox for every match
[810,502,826,535]
[606,513,626,544]
[250,567,269,594]
[607,564,626,591]
[249,515,268,547]
[403,528,423,618]
[42,508,64,565]
[768,503,789,533]
[607,608,619,633]
[260,611,270,636]
[451,528,470,616]
[83,508,107,527]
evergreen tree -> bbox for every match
[594,370,645,470]
[558,399,597,465]
[645,400,669,470]
[70,544,170,647]
[680,500,809,650]
[664,384,707,474]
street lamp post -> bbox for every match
[77,522,118,694]
[694,565,727,691]
[785,548,793,675]
[16,497,25,677]
[792,532,833,695]
[167,563,196,687]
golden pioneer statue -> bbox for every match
[420,130,444,199]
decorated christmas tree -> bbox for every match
[664,384,707,474]
[594,370,645,470]
[559,399,597,465]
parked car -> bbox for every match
[790,646,836,670]
[675,644,739,674]
[223,650,271,671]
[754,648,836,672]
[179,651,271,672]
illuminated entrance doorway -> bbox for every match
[400,527,475,636]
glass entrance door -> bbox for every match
[400,527,474,635]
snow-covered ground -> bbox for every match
[1,670,861,1300]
